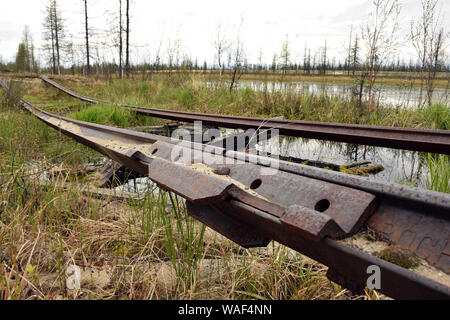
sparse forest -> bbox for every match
[0,0,448,100]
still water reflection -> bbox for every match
[209,80,449,108]
[257,135,427,187]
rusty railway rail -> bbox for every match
[2,77,450,299]
[39,75,450,155]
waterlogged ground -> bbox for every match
[209,80,450,108]
[258,136,427,188]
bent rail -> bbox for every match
[2,77,450,299]
[39,75,450,155]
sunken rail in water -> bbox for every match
[39,75,450,155]
[2,77,450,300]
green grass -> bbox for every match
[69,104,162,128]
[421,103,450,130]
[426,154,450,193]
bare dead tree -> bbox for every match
[303,45,309,75]
[312,50,317,74]
[125,0,130,78]
[320,39,327,76]
[411,0,448,106]
[104,1,123,78]
[257,47,264,74]
[426,28,446,105]
[229,18,245,92]
[361,0,402,111]
[83,0,90,75]
[52,0,63,75]
[346,25,353,76]
[43,2,56,73]
[166,34,182,73]
[279,34,291,77]
[154,29,164,72]
[212,21,231,82]
[43,0,65,75]
[119,0,123,79]
[351,34,360,78]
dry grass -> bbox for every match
[0,169,379,300]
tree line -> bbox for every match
[1,0,449,107]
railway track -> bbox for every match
[39,75,450,155]
[1,77,450,299]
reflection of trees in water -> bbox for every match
[332,142,425,186]
[230,80,447,107]
[259,135,428,187]
[341,142,426,187]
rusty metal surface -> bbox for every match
[142,141,377,239]
[281,205,345,241]
[368,199,450,274]
[39,75,450,155]
[40,75,99,103]
[148,158,232,203]
[218,199,450,299]
[2,77,450,299]
[126,107,450,155]
[227,163,377,235]
[225,150,450,273]
[186,202,270,248]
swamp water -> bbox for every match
[210,80,450,107]
[118,80,449,193]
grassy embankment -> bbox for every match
[1,79,373,300]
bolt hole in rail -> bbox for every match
[1,76,449,300]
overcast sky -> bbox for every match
[1,0,449,66]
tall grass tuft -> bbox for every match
[421,103,449,130]
[426,154,450,193]
[70,105,162,128]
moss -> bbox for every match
[377,246,420,269]
[340,165,384,176]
